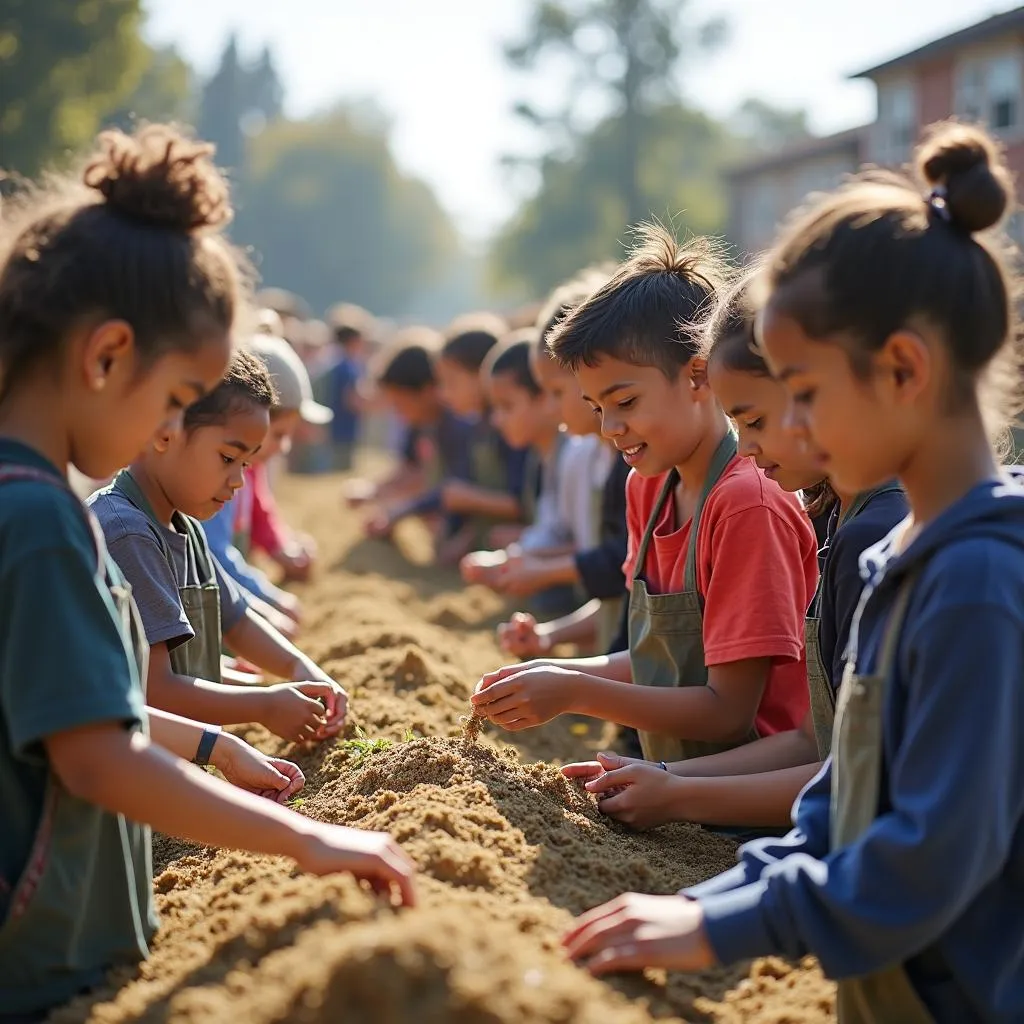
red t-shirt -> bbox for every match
[623,456,817,737]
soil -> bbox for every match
[54,470,836,1024]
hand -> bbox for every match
[459,549,507,585]
[275,590,303,624]
[258,683,334,743]
[498,612,553,658]
[264,604,300,641]
[563,893,716,976]
[570,753,683,830]
[211,733,306,803]
[469,664,580,731]
[365,509,396,540]
[560,751,646,786]
[291,678,348,738]
[277,546,312,583]
[474,656,562,694]
[495,553,548,597]
[293,823,417,907]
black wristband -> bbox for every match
[192,726,222,767]
[658,760,669,772]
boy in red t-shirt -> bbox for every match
[472,226,817,761]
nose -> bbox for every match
[280,435,293,457]
[600,407,626,440]
[229,464,246,491]
[737,430,760,459]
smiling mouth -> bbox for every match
[617,442,647,464]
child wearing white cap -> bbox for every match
[203,335,333,627]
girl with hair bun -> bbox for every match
[0,125,414,1021]
[563,121,1024,1024]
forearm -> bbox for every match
[553,648,632,682]
[148,667,267,726]
[146,706,208,761]
[72,730,309,858]
[225,608,320,680]
[542,599,601,646]
[672,729,820,778]
[526,553,581,589]
[671,766,820,827]
[572,676,753,741]
[443,484,521,520]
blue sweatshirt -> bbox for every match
[687,473,1024,1023]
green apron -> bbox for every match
[465,425,514,546]
[831,572,935,1023]
[805,485,904,759]
[628,432,757,762]
[0,467,155,1013]
[112,470,224,684]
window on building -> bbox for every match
[876,80,916,165]
[956,51,1023,135]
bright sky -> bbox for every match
[146,0,1015,240]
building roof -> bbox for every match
[724,126,866,181]
[852,5,1024,79]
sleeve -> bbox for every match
[821,521,877,691]
[212,550,248,632]
[620,471,644,590]
[701,506,809,666]
[202,507,278,606]
[1,543,144,761]
[107,531,193,650]
[400,425,421,465]
[576,459,629,600]
[697,603,1024,976]
[439,416,475,484]
[249,463,290,557]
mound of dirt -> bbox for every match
[56,472,836,1024]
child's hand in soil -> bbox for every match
[494,553,548,597]
[474,656,563,693]
[563,893,715,976]
[570,753,684,830]
[276,545,313,583]
[211,733,306,803]
[365,509,396,540]
[292,679,348,738]
[470,664,580,730]
[293,823,418,907]
[259,682,345,743]
[498,612,553,658]
[459,549,507,585]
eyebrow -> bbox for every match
[726,403,754,417]
[224,440,262,455]
[774,366,801,382]
[185,381,207,400]
[580,381,636,402]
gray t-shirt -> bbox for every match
[87,488,247,650]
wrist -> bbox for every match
[193,725,223,767]
[208,730,241,771]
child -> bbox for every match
[563,123,1024,1023]
[471,226,817,764]
[0,124,414,1021]
[433,313,531,546]
[360,330,478,559]
[314,302,375,472]
[89,349,347,745]
[460,331,583,618]
[496,268,630,657]
[204,333,335,632]
[561,275,907,830]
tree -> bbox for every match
[234,108,457,316]
[505,0,726,226]
[730,98,811,152]
[197,35,246,172]
[0,0,147,176]
[105,45,195,132]
[491,102,737,297]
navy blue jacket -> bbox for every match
[688,473,1024,1022]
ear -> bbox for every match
[80,320,135,391]
[874,329,930,404]
[151,426,176,454]
[686,357,710,393]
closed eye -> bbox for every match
[616,396,636,410]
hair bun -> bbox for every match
[917,122,1013,233]
[83,124,232,233]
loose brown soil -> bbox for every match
[55,471,836,1024]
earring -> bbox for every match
[92,377,105,391]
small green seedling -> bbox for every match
[338,726,392,768]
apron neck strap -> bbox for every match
[838,481,903,529]
[112,468,200,577]
[683,430,738,593]
[874,571,918,681]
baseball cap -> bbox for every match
[247,334,334,425]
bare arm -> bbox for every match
[44,723,416,904]
[540,599,601,647]
[440,482,522,520]
[671,716,819,777]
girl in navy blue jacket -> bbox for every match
[563,121,1024,1024]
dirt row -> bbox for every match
[55,473,835,1024]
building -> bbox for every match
[726,5,1024,256]
[725,127,866,258]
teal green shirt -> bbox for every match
[0,441,155,1014]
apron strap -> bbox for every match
[874,571,918,682]
[631,468,678,584]
[683,430,739,595]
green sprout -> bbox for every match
[338,726,392,768]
